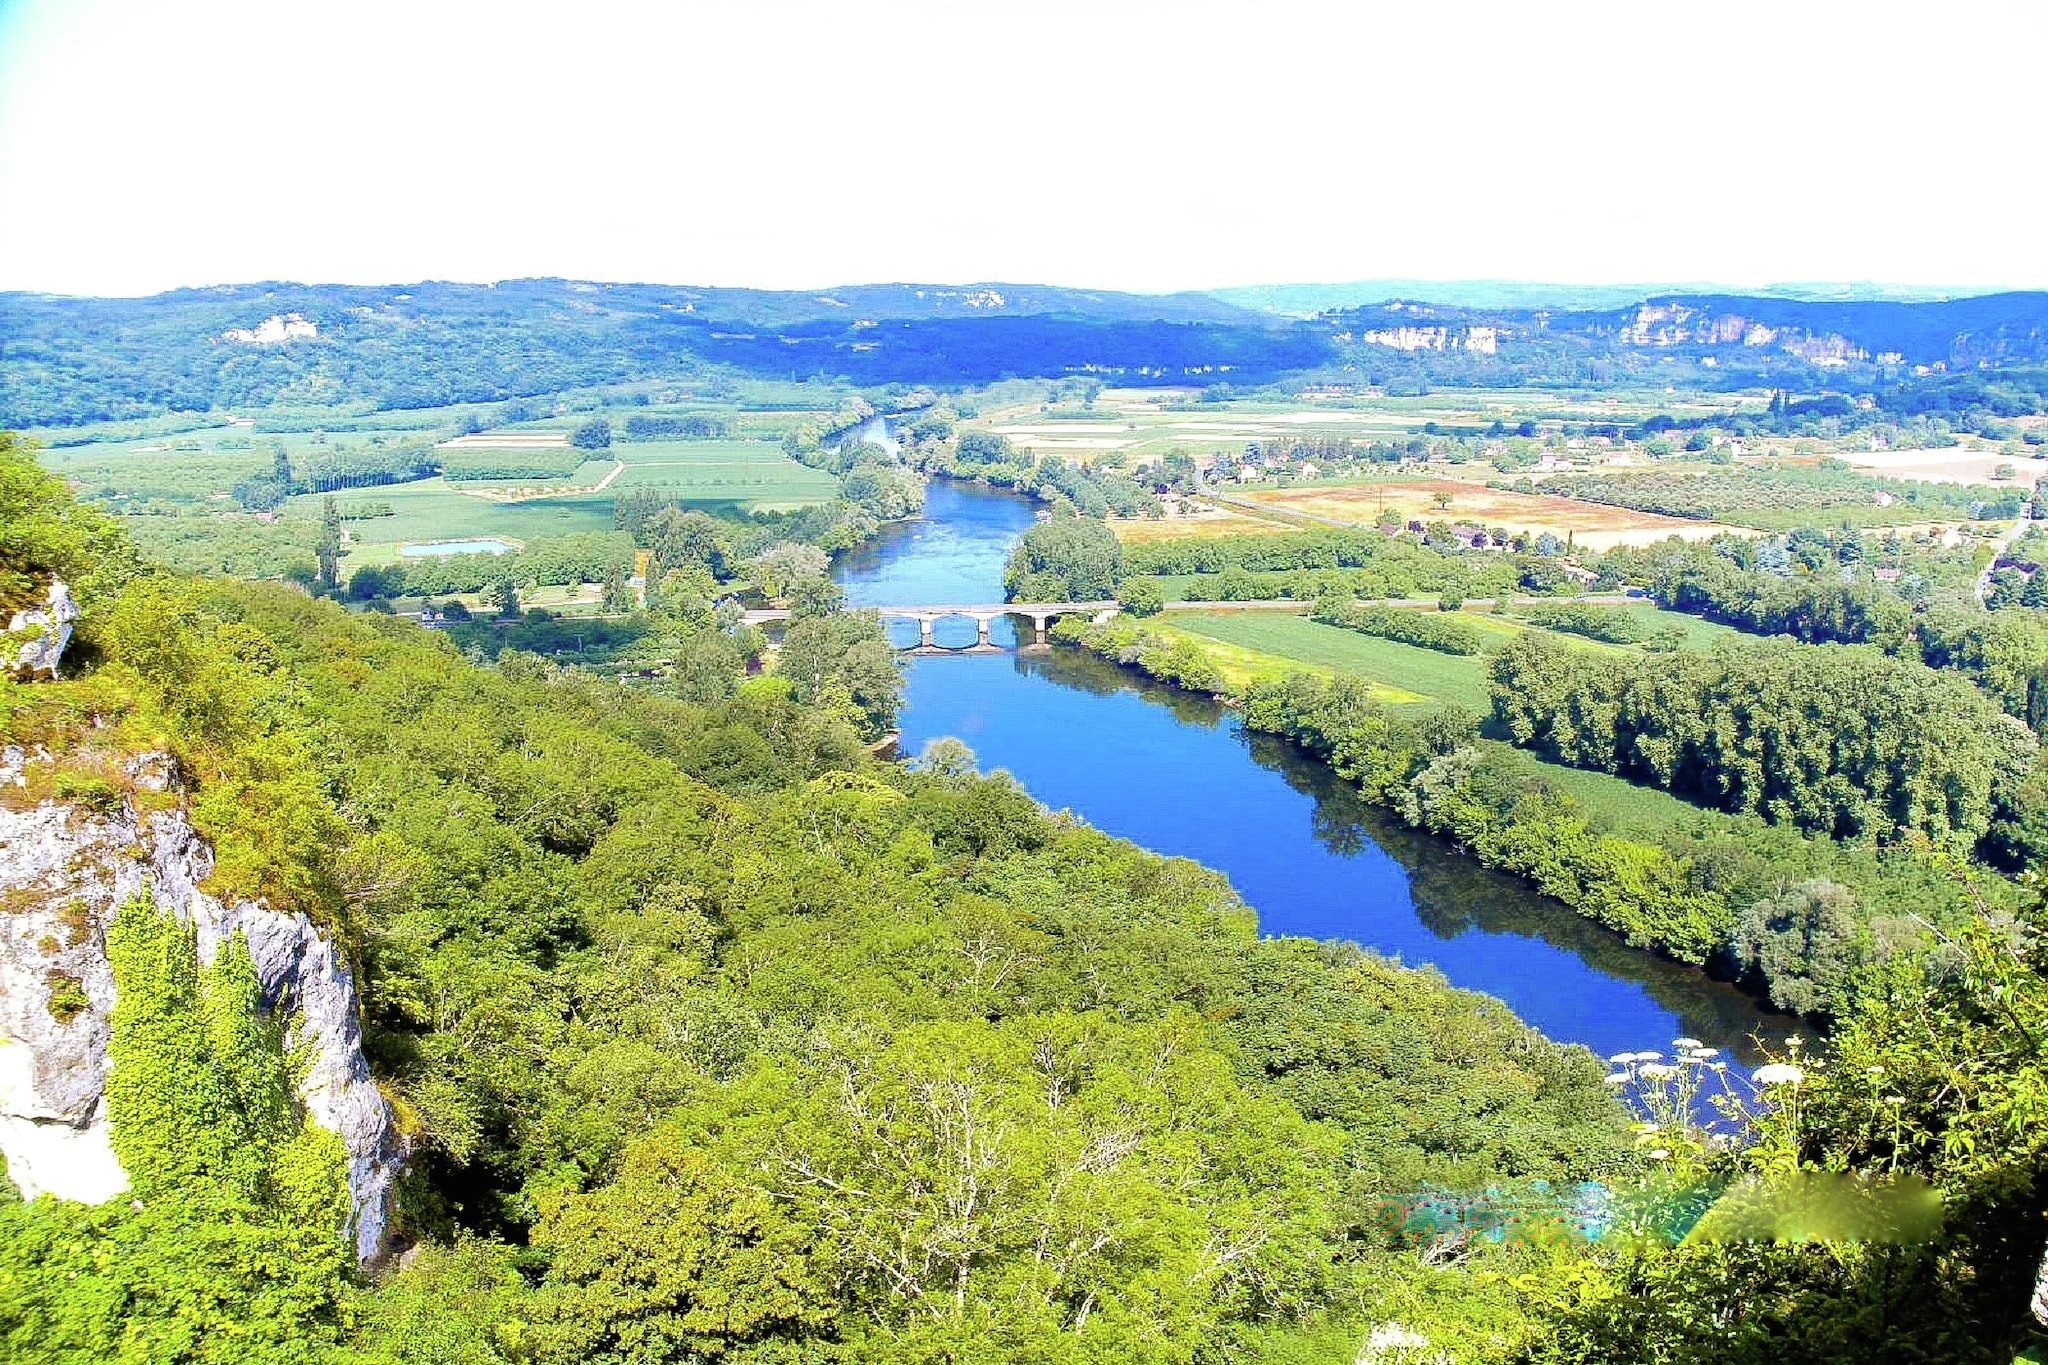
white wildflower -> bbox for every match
[1603,1073,1629,1086]
[1753,1063,1806,1087]
[1358,1322,1435,1364]
[1648,1149,1670,1160]
[1672,1037,1704,1051]
[1639,1063,1677,1079]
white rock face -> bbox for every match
[220,313,318,344]
[0,748,406,1263]
[5,581,79,677]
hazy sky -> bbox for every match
[1,0,2043,296]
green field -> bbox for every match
[281,481,618,559]
[608,439,838,500]
[1163,610,1712,834]
[1528,754,1707,836]
[1168,611,1496,710]
[1579,602,1745,650]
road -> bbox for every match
[1975,513,2035,601]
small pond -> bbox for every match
[400,538,518,557]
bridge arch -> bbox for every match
[742,601,1119,652]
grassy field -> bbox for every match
[299,443,835,561]
[607,439,838,501]
[282,482,619,560]
[1135,620,1427,701]
[1168,612,1494,710]
[1575,602,1745,650]
[1529,755,1707,836]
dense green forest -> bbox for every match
[1487,633,2037,846]
[1605,533,2048,733]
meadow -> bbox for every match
[1167,611,1495,709]
[280,481,617,560]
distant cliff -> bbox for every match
[1331,292,2048,370]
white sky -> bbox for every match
[1,0,2043,297]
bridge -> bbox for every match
[742,601,1119,650]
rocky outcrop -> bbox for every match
[0,746,406,1263]
[1352,324,1499,354]
[4,580,78,678]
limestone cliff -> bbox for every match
[0,744,406,1264]
[3,580,79,678]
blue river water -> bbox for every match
[837,478,1796,1064]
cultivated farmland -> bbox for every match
[1239,478,1743,549]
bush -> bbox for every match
[1118,578,1165,617]
[1312,601,1484,655]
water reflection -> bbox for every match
[1007,649,1803,1065]
[847,479,1806,1066]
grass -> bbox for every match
[607,438,838,501]
[282,482,618,560]
[1528,755,1707,836]
[1594,603,1746,650]
[1167,611,1493,710]
[37,405,843,562]
[1164,610,1718,840]
[1141,621,1427,701]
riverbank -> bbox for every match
[1050,608,1991,1025]
[846,479,1798,1061]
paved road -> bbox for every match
[1976,513,2036,601]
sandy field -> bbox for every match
[991,424,1133,435]
[435,433,571,449]
[1844,447,2048,486]
[994,436,1138,451]
[1109,506,1295,543]
[1243,478,1751,550]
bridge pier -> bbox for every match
[975,614,992,648]
[918,616,935,649]
[1026,612,1051,645]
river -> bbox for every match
[837,475,1797,1065]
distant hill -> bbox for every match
[0,278,1302,428]
[6,275,2048,429]
[1208,278,2012,317]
